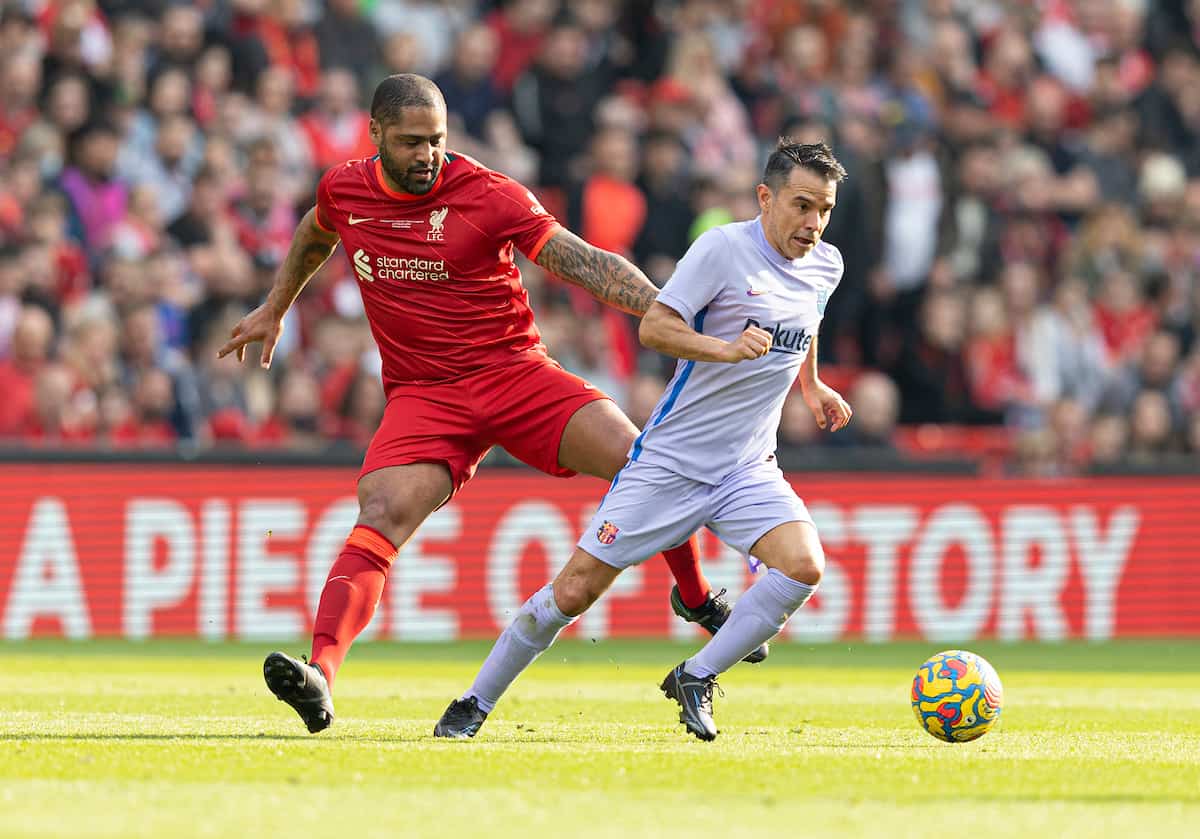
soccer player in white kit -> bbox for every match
[435,141,853,741]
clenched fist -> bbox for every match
[718,326,773,363]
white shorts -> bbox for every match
[579,458,814,571]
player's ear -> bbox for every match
[368,119,382,147]
[756,183,772,214]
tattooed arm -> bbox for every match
[217,207,340,368]
[534,228,659,316]
[265,207,340,314]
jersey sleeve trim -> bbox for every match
[652,290,699,325]
[313,206,336,233]
[525,223,562,261]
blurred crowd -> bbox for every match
[0,0,1199,474]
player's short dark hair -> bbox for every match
[370,74,445,125]
[762,139,847,192]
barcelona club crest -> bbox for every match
[596,520,619,545]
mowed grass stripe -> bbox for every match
[1,640,1198,839]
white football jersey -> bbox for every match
[632,218,843,484]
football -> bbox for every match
[911,649,1004,742]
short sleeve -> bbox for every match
[485,172,562,260]
[314,168,338,233]
[811,244,846,335]
[654,228,729,326]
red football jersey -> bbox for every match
[315,152,562,388]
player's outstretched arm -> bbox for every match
[217,208,340,368]
[534,229,659,316]
[640,301,773,363]
[798,336,853,431]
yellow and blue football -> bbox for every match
[911,649,1003,742]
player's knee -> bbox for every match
[779,543,824,587]
[553,573,601,617]
[357,492,419,543]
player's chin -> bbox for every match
[789,236,816,257]
[406,170,437,191]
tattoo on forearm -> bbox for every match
[274,214,338,306]
[536,231,658,315]
[292,241,336,279]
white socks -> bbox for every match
[465,572,816,712]
[685,568,816,678]
[466,584,576,713]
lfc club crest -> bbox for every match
[427,206,448,241]
[596,520,619,545]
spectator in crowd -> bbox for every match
[256,367,326,451]
[487,0,557,95]
[25,191,89,303]
[435,24,501,142]
[1100,329,1185,422]
[0,304,55,437]
[228,138,295,270]
[633,130,693,281]
[512,21,607,188]
[116,368,179,447]
[119,111,202,226]
[317,0,381,90]
[891,290,995,425]
[38,72,92,140]
[299,68,376,171]
[333,368,385,450]
[1028,276,1112,412]
[149,4,205,78]
[232,65,313,203]
[1128,388,1179,460]
[823,371,900,449]
[1,48,43,162]
[57,119,127,259]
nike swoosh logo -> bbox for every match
[348,215,373,225]
[328,575,352,583]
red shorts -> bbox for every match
[359,351,611,494]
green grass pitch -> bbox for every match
[2,639,1198,838]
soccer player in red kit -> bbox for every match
[218,74,767,734]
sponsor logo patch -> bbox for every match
[352,249,449,283]
[353,248,373,283]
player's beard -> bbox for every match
[379,152,440,196]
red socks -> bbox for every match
[310,525,396,686]
[662,534,712,609]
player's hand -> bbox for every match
[216,303,286,368]
[803,381,852,431]
[718,326,773,363]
